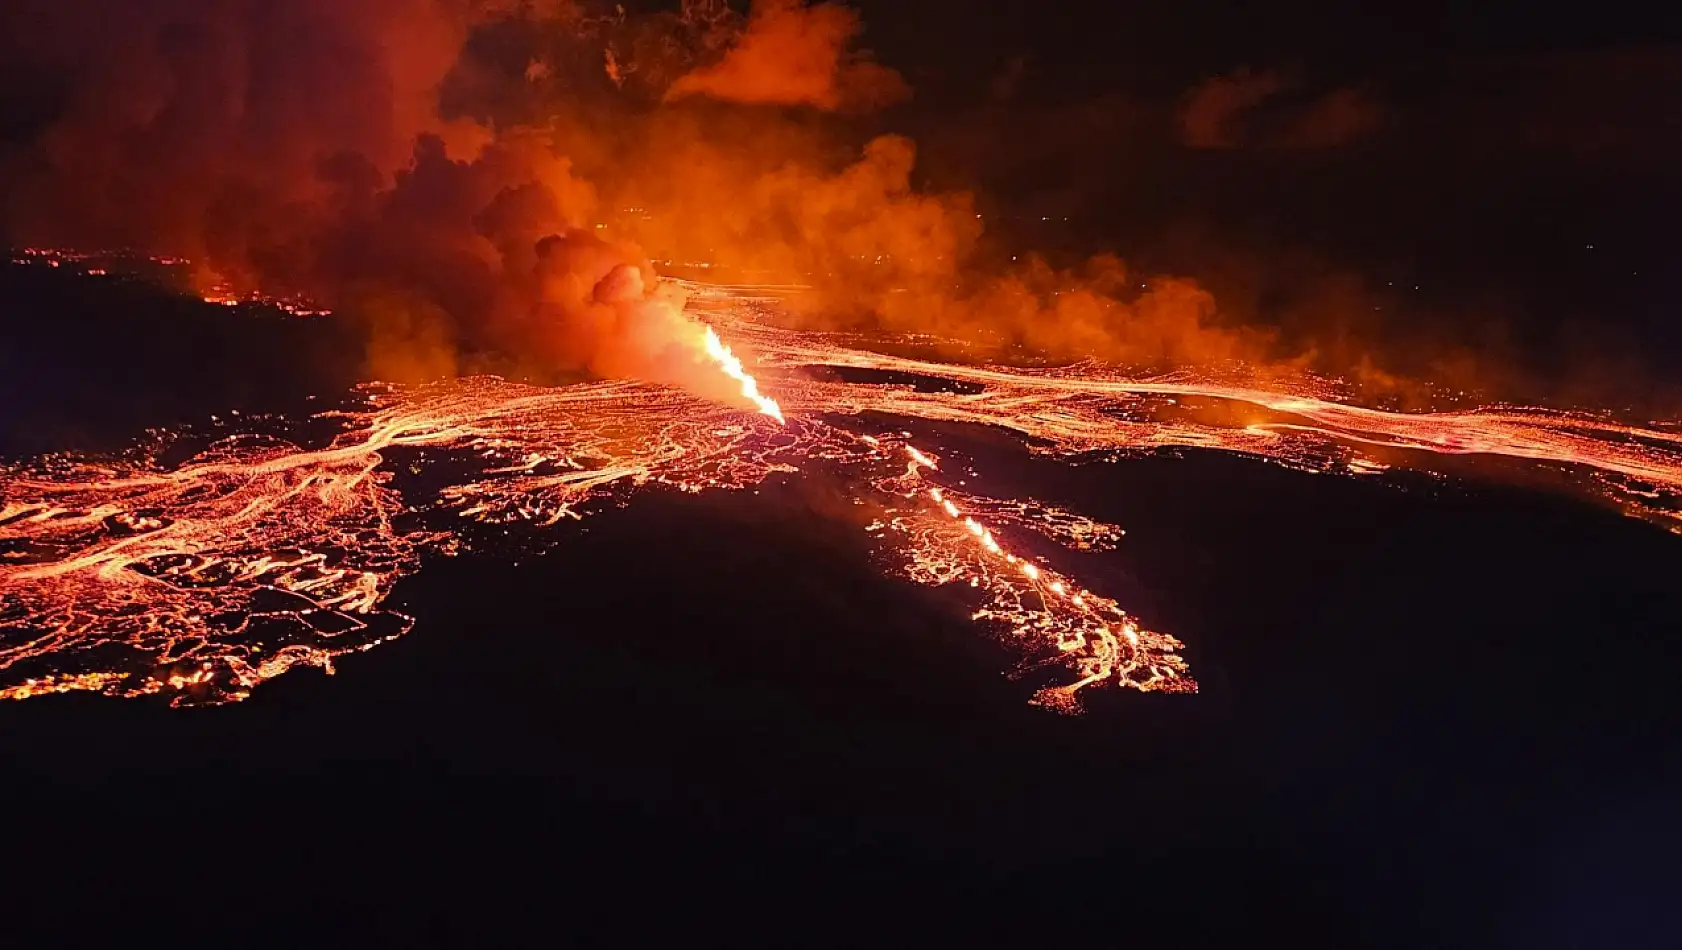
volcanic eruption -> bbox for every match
[1,1,1680,712]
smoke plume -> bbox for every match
[664,0,908,110]
[0,0,1407,399]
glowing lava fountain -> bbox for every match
[702,326,784,423]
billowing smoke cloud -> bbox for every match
[664,0,908,110]
[1280,88,1383,149]
[1179,69,1290,149]
[0,0,1425,403]
[1178,69,1382,150]
[527,227,742,402]
[2,0,489,250]
[0,0,782,392]
[600,127,1269,370]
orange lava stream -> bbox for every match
[880,441,1188,711]
[4,260,1681,710]
[684,286,1682,530]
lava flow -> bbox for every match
[4,268,1681,711]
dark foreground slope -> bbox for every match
[1,268,1679,948]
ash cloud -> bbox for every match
[0,0,763,392]
[3,0,1578,410]
[0,0,1275,394]
[664,0,908,110]
[1178,69,1382,150]
[1179,69,1291,149]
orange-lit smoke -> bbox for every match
[664,0,908,110]
[1178,69,1383,150]
[0,0,1438,397]
[601,124,1276,371]
[525,226,780,413]
[0,0,940,393]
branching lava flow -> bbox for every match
[4,260,1681,710]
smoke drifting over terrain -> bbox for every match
[0,0,1286,391]
[4,0,1666,412]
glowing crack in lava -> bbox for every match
[4,257,1682,710]
[0,370,1184,710]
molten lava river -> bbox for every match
[4,270,1681,711]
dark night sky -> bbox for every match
[858,1,1682,92]
[844,1,1682,396]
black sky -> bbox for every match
[833,1,1682,390]
[858,0,1682,95]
